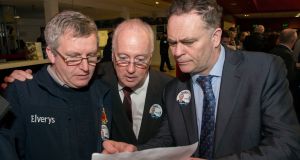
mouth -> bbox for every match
[125,76,136,82]
[177,61,189,65]
[76,74,90,80]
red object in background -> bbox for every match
[176,63,183,77]
[0,50,28,61]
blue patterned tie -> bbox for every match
[197,75,216,159]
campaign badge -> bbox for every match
[149,104,163,119]
[100,108,109,140]
[101,124,109,140]
[176,90,191,106]
[101,108,108,124]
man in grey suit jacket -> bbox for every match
[103,0,300,159]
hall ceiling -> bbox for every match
[0,0,171,20]
[0,0,299,20]
[217,0,300,18]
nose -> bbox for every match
[171,43,184,57]
[79,58,89,71]
[126,61,136,73]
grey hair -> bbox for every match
[44,10,98,51]
[112,18,154,54]
[168,0,223,29]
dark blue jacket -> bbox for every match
[4,66,112,160]
[0,129,18,160]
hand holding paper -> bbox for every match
[95,142,199,160]
[102,140,137,154]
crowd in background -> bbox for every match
[222,25,300,117]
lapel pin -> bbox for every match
[149,104,163,119]
[177,90,191,106]
[101,108,109,140]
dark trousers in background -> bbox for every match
[160,54,172,71]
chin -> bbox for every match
[73,81,89,88]
[178,66,192,73]
[123,81,139,88]
[124,83,136,88]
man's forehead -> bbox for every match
[114,51,150,58]
[115,40,151,57]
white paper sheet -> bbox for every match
[92,142,198,160]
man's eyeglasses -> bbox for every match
[114,54,150,69]
[52,49,101,66]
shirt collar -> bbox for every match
[47,65,69,87]
[192,45,225,82]
[279,43,293,52]
[118,72,150,94]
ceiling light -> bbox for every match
[244,14,249,17]
[155,1,159,5]
[296,13,300,17]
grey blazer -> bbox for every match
[139,48,300,159]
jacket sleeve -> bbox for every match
[137,88,174,150]
[0,128,19,160]
[4,82,26,160]
[217,56,300,160]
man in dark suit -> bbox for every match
[159,32,174,72]
[101,31,113,62]
[270,28,297,87]
[270,28,299,119]
[103,0,300,159]
[97,61,171,145]
[100,19,172,145]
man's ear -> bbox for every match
[111,52,115,61]
[46,47,56,64]
[212,28,222,48]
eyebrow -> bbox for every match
[168,38,198,44]
[117,53,149,58]
[65,50,98,57]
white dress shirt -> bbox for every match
[118,73,149,138]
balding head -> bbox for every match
[111,18,155,89]
[254,25,265,33]
[279,28,298,49]
[112,19,154,54]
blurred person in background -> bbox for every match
[270,28,299,119]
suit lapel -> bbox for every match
[111,81,137,143]
[138,78,155,142]
[98,62,138,143]
[177,77,199,147]
[214,49,243,153]
[138,70,163,142]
